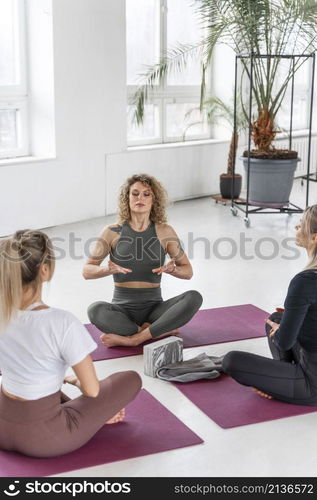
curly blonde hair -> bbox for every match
[118,174,168,224]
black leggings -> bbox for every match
[223,312,317,405]
[88,288,203,338]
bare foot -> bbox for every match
[100,333,137,347]
[100,327,180,348]
[140,322,151,331]
[155,328,180,339]
[64,375,79,386]
[105,408,125,424]
[138,324,179,338]
[167,328,179,336]
[252,387,273,400]
[139,323,179,335]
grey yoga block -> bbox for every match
[143,336,183,377]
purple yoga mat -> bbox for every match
[173,376,317,429]
[87,304,268,362]
[0,389,203,477]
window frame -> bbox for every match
[127,0,212,147]
[273,56,313,133]
[0,0,29,159]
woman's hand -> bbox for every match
[64,375,80,387]
[266,318,280,338]
[106,260,132,275]
[152,259,176,275]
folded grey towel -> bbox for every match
[156,353,223,382]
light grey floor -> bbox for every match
[13,178,317,476]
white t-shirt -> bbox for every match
[0,307,97,400]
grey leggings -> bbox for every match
[0,370,142,458]
[88,288,203,338]
[223,312,317,405]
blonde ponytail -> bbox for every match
[0,238,23,331]
[0,229,55,332]
[301,205,317,271]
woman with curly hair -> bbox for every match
[84,174,202,347]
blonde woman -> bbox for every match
[84,173,202,347]
[0,230,141,457]
[223,205,317,405]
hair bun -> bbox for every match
[11,238,24,252]
[14,230,46,247]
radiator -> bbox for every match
[273,132,317,178]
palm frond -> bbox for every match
[183,93,249,140]
[132,0,317,150]
[130,41,206,124]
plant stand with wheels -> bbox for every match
[231,53,315,227]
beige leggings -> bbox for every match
[0,370,142,458]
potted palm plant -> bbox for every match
[131,0,317,206]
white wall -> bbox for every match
[106,141,230,214]
[0,0,127,237]
[0,0,235,236]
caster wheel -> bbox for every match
[244,217,250,227]
[231,206,238,216]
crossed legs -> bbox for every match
[88,290,203,347]
[0,371,142,458]
[222,312,312,404]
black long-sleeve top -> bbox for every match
[274,270,317,351]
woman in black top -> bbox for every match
[223,204,317,405]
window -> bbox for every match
[126,0,211,146]
[0,0,28,159]
[274,57,313,132]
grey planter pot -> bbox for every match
[241,156,300,207]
